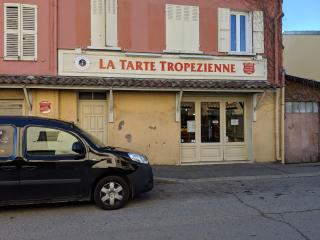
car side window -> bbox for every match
[0,125,15,158]
[26,126,85,158]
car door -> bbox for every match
[19,126,90,202]
[0,125,19,203]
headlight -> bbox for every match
[128,153,149,164]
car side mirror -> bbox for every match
[72,141,86,155]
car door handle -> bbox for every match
[0,166,17,171]
[21,166,37,171]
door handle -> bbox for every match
[21,166,37,171]
[0,166,17,171]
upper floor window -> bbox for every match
[165,4,200,53]
[218,8,264,54]
[91,0,118,48]
[4,3,37,61]
[230,12,249,52]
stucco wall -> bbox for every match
[253,91,277,162]
[108,91,180,165]
[284,34,320,82]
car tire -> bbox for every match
[94,176,130,210]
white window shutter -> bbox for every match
[91,0,105,47]
[183,6,199,52]
[4,4,21,60]
[218,8,230,52]
[21,4,37,60]
[106,0,118,47]
[166,4,179,51]
[253,11,264,53]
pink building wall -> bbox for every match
[0,0,57,76]
[58,0,283,85]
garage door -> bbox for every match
[285,102,319,163]
[0,101,24,116]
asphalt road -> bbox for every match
[0,175,320,240]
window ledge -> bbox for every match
[227,52,257,57]
[163,50,204,55]
[87,46,122,51]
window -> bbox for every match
[181,102,196,143]
[230,12,248,52]
[0,126,15,158]
[4,3,37,60]
[79,92,107,100]
[26,127,85,157]
[225,102,245,142]
[218,8,264,54]
[166,4,200,53]
[0,101,23,116]
[91,0,118,48]
[286,102,319,113]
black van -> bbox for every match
[0,116,153,210]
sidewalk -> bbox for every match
[152,163,320,183]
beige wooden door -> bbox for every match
[0,101,24,116]
[181,97,248,164]
[79,101,107,144]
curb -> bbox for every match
[154,172,320,184]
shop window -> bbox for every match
[181,102,196,143]
[286,102,319,113]
[79,92,107,100]
[218,9,264,54]
[26,127,85,157]
[90,0,118,48]
[201,102,220,143]
[165,4,200,53]
[4,3,37,60]
[0,126,15,158]
[225,102,244,143]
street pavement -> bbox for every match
[0,163,320,240]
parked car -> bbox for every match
[0,116,153,210]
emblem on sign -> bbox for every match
[243,63,255,75]
[39,101,52,114]
[74,56,90,70]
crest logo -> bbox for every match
[243,63,255,75]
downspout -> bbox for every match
[281,76,285,164]
[274,1,284,161]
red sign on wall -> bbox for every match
[39,101,52,114]
[243,63,255,75]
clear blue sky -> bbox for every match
[283,0,320,31]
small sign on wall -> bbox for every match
[39,101,52,114]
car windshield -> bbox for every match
[74,125,106,149]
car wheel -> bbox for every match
[94,176,130,210]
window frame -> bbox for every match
[229,11,251,54]
[3,3,38,61]
[23,125,87,161]
[0,125,17,161]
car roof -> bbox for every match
[0,116,75,129]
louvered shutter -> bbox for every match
[91,0,105,47]
[253,11,264,53]
[4,4,21,60]
[106,0,117,47]
[183,6,199,52]
[247,12,253,53]
[218,8,230,52]
[166,4,180,51]
[21,4,37,60]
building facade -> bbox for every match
[0,0,284,165]
[283,31,320,163]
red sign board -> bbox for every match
[39,101,51,114]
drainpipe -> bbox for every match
[281,79,285,164]
[274,0,284,162]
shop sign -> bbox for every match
[59,50,268,80]
[39,101,52,114]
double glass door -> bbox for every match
[180,97,248,164]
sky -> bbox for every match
[283,0,320,31]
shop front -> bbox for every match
[0,50,279,165]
